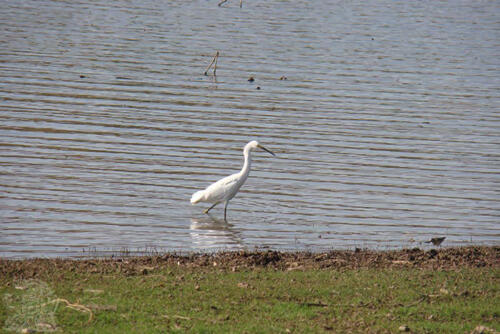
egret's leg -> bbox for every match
[224,201,229,221]
[204,202,218,214]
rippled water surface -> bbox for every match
[1,0,499,258]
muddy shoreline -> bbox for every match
[1,246,498,279]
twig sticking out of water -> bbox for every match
[213,51,219,75]
[218,0,242,8]
[204,51,219,76]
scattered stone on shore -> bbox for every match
[398,324,410,332]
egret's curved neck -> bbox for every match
[241,147,252,176]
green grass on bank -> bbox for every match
[1,264,498,333]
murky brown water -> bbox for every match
[1,0,499,258]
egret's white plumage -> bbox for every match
[190,140,275,220]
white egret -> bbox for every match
[190,140,275,220]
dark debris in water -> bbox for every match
[1,246,498,279]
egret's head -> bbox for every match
[245,140,275,156]
[246,140,259,150]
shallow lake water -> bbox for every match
[1,0,499,258]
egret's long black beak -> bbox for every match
[257,144,275,156]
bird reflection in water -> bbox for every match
[189,214,243,250]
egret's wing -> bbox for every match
[203,173,240,203]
